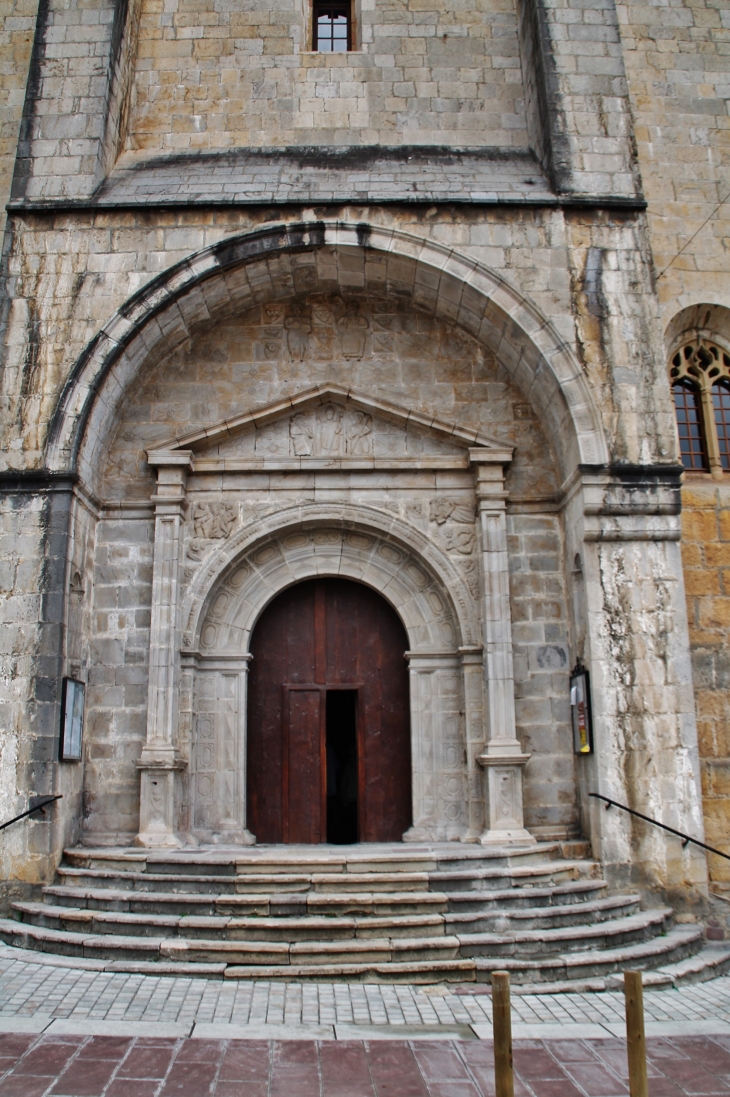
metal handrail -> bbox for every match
[0,795,62,833]
[590,792,730,862]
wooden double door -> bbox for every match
[247,578,412,844]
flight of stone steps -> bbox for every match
[1,842,728,987]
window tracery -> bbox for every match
[670,340,730,475]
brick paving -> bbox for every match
[1,1032,730,1097]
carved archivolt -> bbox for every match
[184,508,477,655]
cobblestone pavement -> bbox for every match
[1,945,730,1041]
[1,1032,730,1097]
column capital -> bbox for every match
[469,450,510,504]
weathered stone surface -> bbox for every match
[0,0,724,937]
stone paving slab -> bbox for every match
[0,1031,730,1096]
[6,943,730,1042]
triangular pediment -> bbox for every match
[148,385,512,469]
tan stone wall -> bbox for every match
[618,0,730,324]
[0,0,37,236]
[681,479,730,883]
[619,0,730,894]
[125,0,528,151]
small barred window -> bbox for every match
[314,2,350,51]
[673,381,707,471]
[670,340,730,476]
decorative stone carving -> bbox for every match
[192,502,237,539]
[188,503,237,561]
[336,301,369,359]
[284,301,312,361]
[430,498,474,525]
[318,404,345,455]
[462,560,480,600]
[347,411,372,455]
[445,527,476,555]
[286,405,374,458]
[290,413,313,456]
[263,304,285,325]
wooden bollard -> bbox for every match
[624,970,649,1097]
[492,971,514,1097]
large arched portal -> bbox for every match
[247,577,411,844]
[54,224,594,852]
[180,514,481,848]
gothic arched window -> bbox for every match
[670,340,730,475]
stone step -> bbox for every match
[55,860,597,897]
[445,894,640,933]
[16,901,447,941]
[45,877,614,921]
[431,860,601,892]
[18,891,641,943]
[0,917,703,983]
[41,885,449,918]
[62,843,563,878]
[457,907,672,957]
[10,901,671,958]
[56,868,310,895]
[444,879,607,910]
[471,924,704,984]
[0,919,461,965]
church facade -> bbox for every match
[0,0,726,928]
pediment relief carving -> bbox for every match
[147,385,512,471]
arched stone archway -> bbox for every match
[45,221,608,491]
[58,224,590,854]
[665,302,730,360]
[180,522,481,844]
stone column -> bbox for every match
[460,645,487,842]
[470,450,535,846]
[136,452,192,848]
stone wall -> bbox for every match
[681,480,730,884]
[0,0,719,901]
[618,0,730,328]
[0,0,36,235]
[126,0,528,151]
[85,511,152,844]
[508,512,576,839]
[83,293,576,845]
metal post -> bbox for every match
[624,970,649,1097]
[492,970,514,1097]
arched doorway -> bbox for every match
[246,577,411,844]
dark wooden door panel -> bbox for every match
[247,581,317,842]
[247,577,411,843]
[283,686,325,844]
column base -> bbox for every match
[478,751,535,847]
[479,826,537,847]
[135,828,185,850]
[135,754,186,849]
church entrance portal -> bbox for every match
[246,578,412,843]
